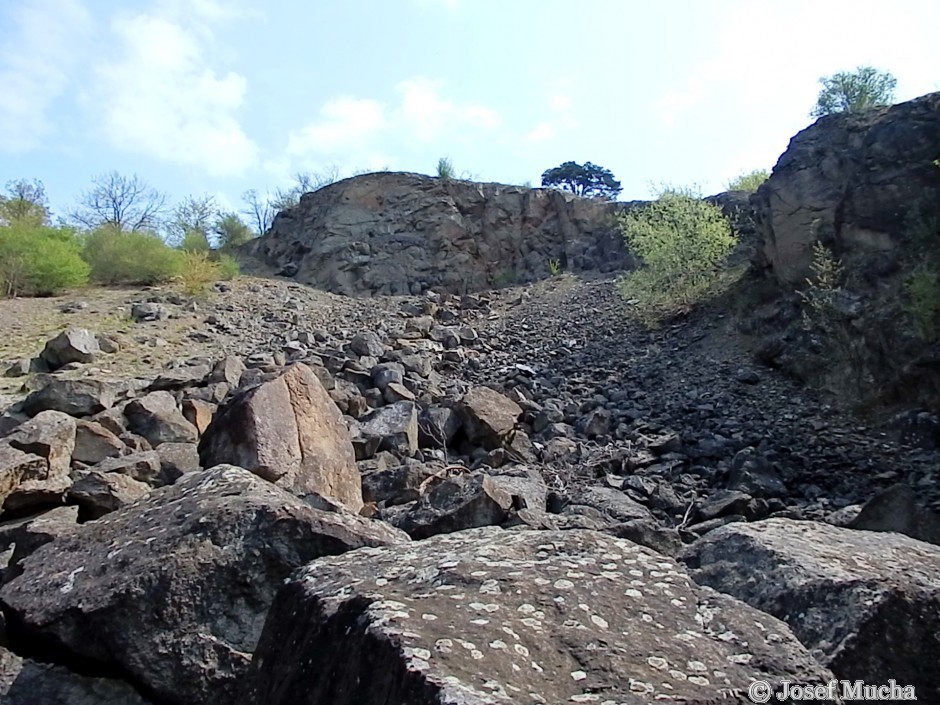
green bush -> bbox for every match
[83,228,183,285]
[436,157,455,180]
[178,252,222,296]
[618,189,736,323]
[904,264,940,340]
[214,253,240,280]
[179,230,211,253]
[726,169,769,192]
[0,225,89,296]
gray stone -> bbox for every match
[397,471,512,539]
[1,466,407,705]
[124,391,199,447]
[22,379,118,417]
[849,483,940,546]
[67,470,151,520]
[356,401,418,457]
[39,328,100,370]
[681,518,940,700]
[73,419,127,465]
[247,528,833,705]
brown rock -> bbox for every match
[1,411,76,513]
[73,419,126,465]
[124,391,198,447]
[456,386,522,449]
[182,398,215,435]
[198,364,363,512]
[67,470,151,520]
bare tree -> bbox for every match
[70,171,167,232]
[167,194,218,247]
[241,189,276,236]
[0,178,50,227]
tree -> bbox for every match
[242,189,276,236]
[811,66,897,118]
[726,169,770,192]
[214,212,253,250]
[241,170,340,236]
[168,195,218,248]
[541,161,622,200]
[70,171,167,232]
[0,179,50,227]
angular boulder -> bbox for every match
[39,328,100,370]
[124,392,199,447]
[456,386,522,449]
[1,410,75,513]
[199,364,363,511]
[356,401,419,457]
[681,518,940,700]
[397,472,513,539]
[67,470,152,520]
[73,419,127,465]
[0,465,407,705]
[21,379,118,417]
[248,527,832,705]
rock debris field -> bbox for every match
[0,273,938,704]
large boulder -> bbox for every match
[1,410,75,513]
[0,465,407,705]
[198,364,363,511]
[124,392,199,447]
[241,172,630,296]
[248,527,833,705]
[681,518,940,700]
[21,379,118,417]
[456,386,522,450]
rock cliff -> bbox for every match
[242,172,631,296]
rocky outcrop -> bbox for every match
[248,527,833,704]
[753,91,940,287]
[0,465,407,705]
[681,518,940,700]
[242,172,631,296]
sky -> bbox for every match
[1,0,939,223]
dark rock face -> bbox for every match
[248,527,833,705]
[753,91,940,287]
[242,172,631,296]
[0,465,408,705]
[39,328,100,370]
[680,518,940,701]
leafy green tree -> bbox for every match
[0,179,51,227]
[214,212,253,250]
[618,188,736,323]
[70,172,167,232]
[541,161,622,200]
[726,169,769,192]
[811,66,897,117]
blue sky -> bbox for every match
[2,0,939,221]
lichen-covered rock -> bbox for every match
[356,401,419,457]
[0,645,151,705]
[681,518,940,700]
[248,527,833,705]
[0,465,408,705]
[198,363,363,512]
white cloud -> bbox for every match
[0,0,91,152]
[284,77,501,170]
[396,77,500,141]
[287,97,386,155]
[92,10,258,177]
[524,122,555,143]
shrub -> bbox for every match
[214,253,240,280]
[0,225,89,296]
[179,230,211,253]
[179,252,222,296]
[618,189,736,323]
[904,265,940,340]
[436,157,455,180]
[83,228,183,285]
[726,169,769,192]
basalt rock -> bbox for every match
[242,172,631,296]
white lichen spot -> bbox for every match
[727,653,752,665]
[590,615,609,629]
[566,571,585,578]
[514,643,530,657]
[531,661,544,673]
[422,613,439,621]
[407,647,432,661]
[647,656,668,670]
[686,661,707,673]
[434,639,453,654]
[629,679,654,693]
[629,569,644,577]
[471,649,484,660]
[479,580,502,595]
[554,579,575,590]
[489,640,507,650]
[534,577,551,586]
[520,618,543,630]
[570,695,602,702]
[624,589,643,598]
[571,670,587,681]
[640,613,654,623]
[60,567,85,594]
[688,675,710,686]
[471,570,489,577]
[669,669,687,681]
[375,578,388,586]
[471,618,490,626]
